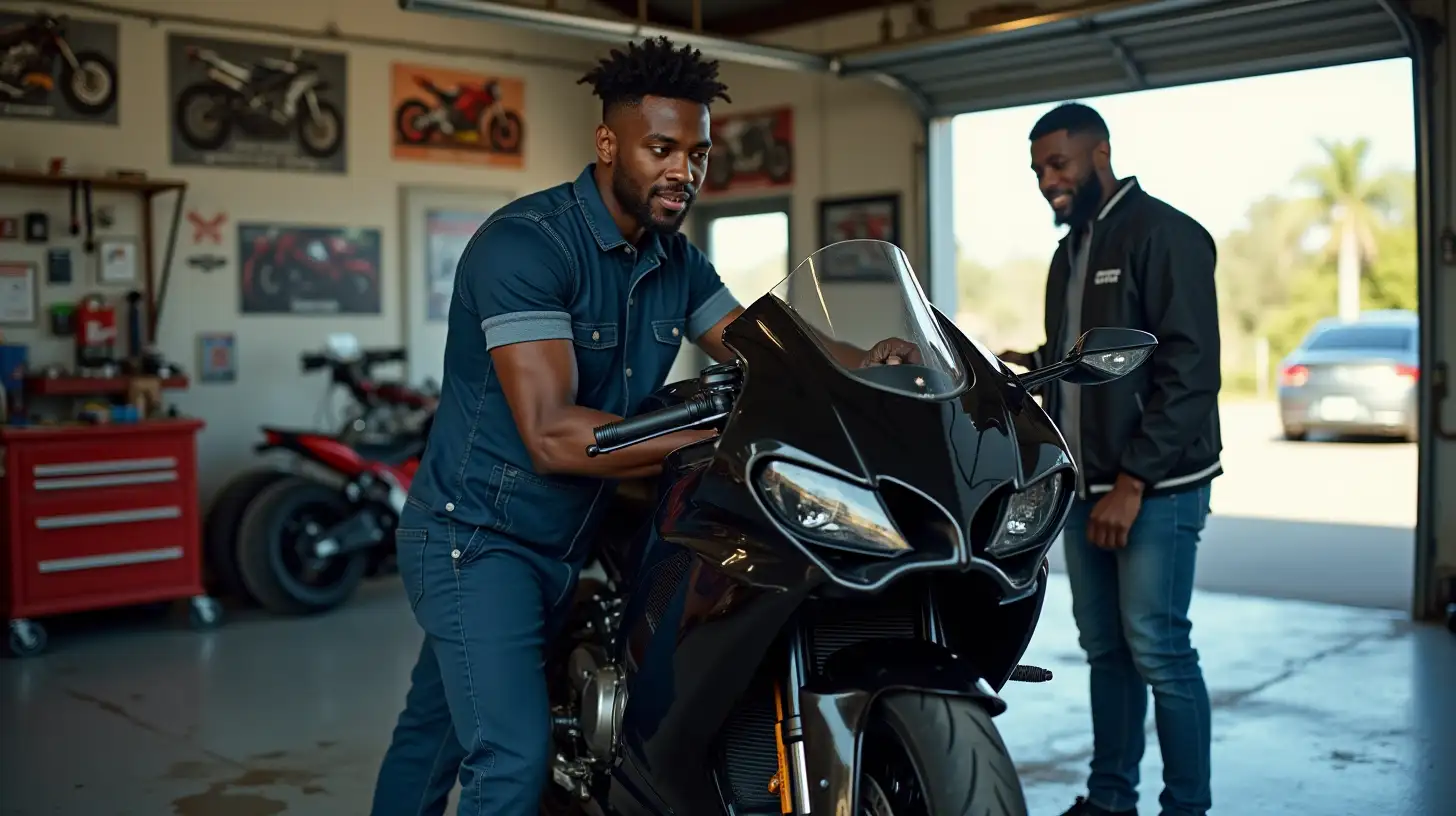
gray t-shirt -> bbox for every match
[1059,228,1093,494]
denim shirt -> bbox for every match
[408,164,739,559]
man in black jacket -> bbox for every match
[1000,102,1222,816]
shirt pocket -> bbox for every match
[572,320,619,393]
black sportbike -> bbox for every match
[542,239,1157,815]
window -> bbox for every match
[1305,325,1414,351]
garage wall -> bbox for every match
[0,0,926,502]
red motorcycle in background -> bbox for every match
[240,228,379,313]
[393,74,523,154]
[204,338,437,616]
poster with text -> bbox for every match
[238,223,381,314]
[425,210,489,321]
[391,63,525,169]
[167,34,348,173]
[703,106,794,195]
[0,11,119,125]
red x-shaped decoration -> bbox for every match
[188,210,227,243]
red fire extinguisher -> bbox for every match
[75,294,117,370]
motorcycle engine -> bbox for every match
[568,644,627,759]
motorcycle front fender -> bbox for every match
[798,638,1006,815]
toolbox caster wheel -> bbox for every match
[7,619,48,658]
[189,596,224,631]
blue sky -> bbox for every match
[952,58,1417,268]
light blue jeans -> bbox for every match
[1061,484,1213,816]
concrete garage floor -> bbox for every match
[2,575,1452,816]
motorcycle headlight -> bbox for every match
[986,474,1066,558]
[755,461,910,558]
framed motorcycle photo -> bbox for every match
[237,222,382,315]
[816,193,903,282]
[390,63,526,169]
[166,34,348,174]
[702,106,795,196]
[0,11,120,125]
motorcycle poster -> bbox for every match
[702,105,794,195]
[167,34,348,174]
[0,12,120,125]
[390,62,525,169]
[238,223,381,315]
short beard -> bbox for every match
[1056,172,1106,229]
[611,167,690,235]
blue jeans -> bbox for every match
[370,500,581,816]
[1061,484,1212,816]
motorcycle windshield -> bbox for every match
[748,239,965,398]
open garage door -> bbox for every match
[838,0,1414,116]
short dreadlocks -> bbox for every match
[578,36,731,119]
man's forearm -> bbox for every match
[534,405,715,479]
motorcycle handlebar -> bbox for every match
[587,392,731,457]
[300,353,328,372]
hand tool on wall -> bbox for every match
[125,290,143,360]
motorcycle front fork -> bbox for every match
[771,586,944,815]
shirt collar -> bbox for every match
[1097,176,1139,221]
[572,163,664,259]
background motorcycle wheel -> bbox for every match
[765,140,793,183]
[297,100,344,159]
[489,111,525,154]
[235,475,369,616]
[203,467,290,606]
[59,50,118,115]
[861,691,1028,816]
[707,150,735,190]
[394,99,436,145]
[175,84,233,151]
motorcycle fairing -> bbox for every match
[604,290,1068,813]
[256,427,419,483]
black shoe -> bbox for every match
[1059,796,1137,816]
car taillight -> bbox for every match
[1394,364,1419,382]
[1280,365,1309,387]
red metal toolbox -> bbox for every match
[1,420,222,656]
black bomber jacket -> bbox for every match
[1031,178,1224,499]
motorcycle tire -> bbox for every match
[489,111,525,154]
[394,99,435,145]
[176,83,233,151]
[59,50,118,115]
[862,691,1028,816]
[297,99,344,159]
[203,467,290,605]
[765,141,793,183]
[235,475,368,616]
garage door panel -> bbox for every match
[840,0,1411,116]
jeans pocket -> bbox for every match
[395,527,429,611]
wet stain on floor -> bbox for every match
[169,768,327,816]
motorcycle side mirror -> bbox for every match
[1062,327,1158,385]
[1017,327,1158,390]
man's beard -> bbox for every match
[612,168,693,235]
[1051,171,1105,229]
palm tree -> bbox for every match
[1293,138,1400,321]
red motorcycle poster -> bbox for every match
[390,62,525,169]
[238,223,382,315]
[703,105,794,195]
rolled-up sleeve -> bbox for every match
[457,216,576,351]
[682,243,741,342]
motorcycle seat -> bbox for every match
[351,437,425,465]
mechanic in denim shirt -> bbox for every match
[369,38,746,816]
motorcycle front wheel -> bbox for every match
[60,50,117,115]
[860,691,1028,816]
[394,99,435,145]
[176,84,233,151]
[489,110,525,154]
[235,475,369,616]
[765,141,793,183]
[298,99,344,158]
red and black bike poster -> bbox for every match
[703,106,794,195]
[238,223,382,315]
[390,62,526,169]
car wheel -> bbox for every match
[1282,427,1307,442]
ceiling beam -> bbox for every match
[713,0,911,37]
[593,0,696,31]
